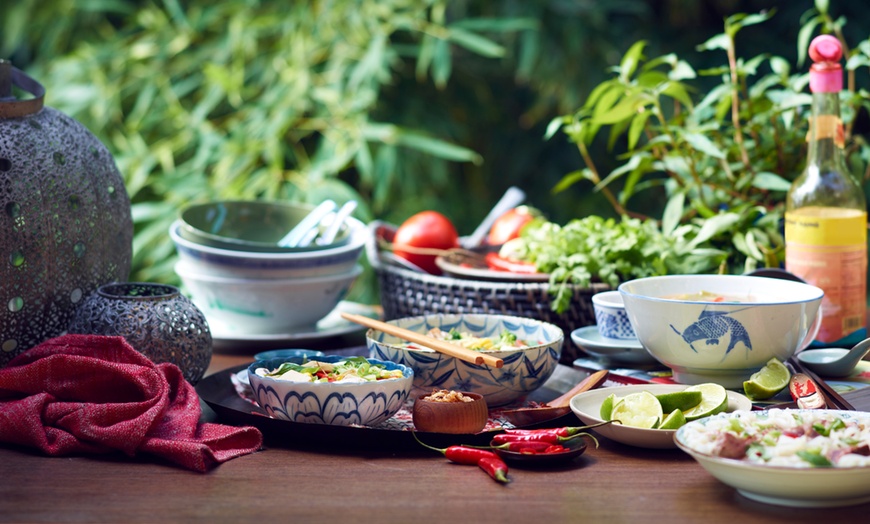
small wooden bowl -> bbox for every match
[412,391,488,434]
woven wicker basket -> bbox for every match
[368,222,610,364]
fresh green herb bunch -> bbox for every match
[517,215,729,313]
[548,3,870,279]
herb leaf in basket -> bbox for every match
[502,215,727,314]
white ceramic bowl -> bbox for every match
[248,355,413,426]
[569,384,752,449]
[591,290,637,340]
[366,314,563,407]
[169,218,367,279]
[675,409,870,507]
[175,260,362,334]
[619,275,823,388]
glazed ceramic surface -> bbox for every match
[675,410,870,507]
[366,314,563,407]
[248,355,413,427]
[570,326,656,365]
[591,290,636,340]
[619,275,823,388]
[254,349,326,361]
[179,200,350,253]
[175,261,361,334]
[169,218,366,279]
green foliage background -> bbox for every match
[4,0,870,303]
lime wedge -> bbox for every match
[609,391,663,429]
[681,383,728,421]
[743,358,790,400]
[600,393,620,420]
[655,390,702,413]
[658,408,687,430]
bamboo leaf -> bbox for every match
[751,172,792,191]
[697,33,730,52]
[447,27,505,58]
[552,169,593,193]
[593,96,646,125]
[627,109,652,150]
[682,132,726,159]
[689,213,742,248]
[619,40,647,82]
[797,16,822,67]
[394,131,482,164]
[662,192,685,236]
[452,17,538,32]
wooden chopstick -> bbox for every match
[340,313,504,368]
[788,356,855,410]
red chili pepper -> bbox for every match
[504,421,612,438]
[484,252,538,274]
[491,432,562,445]
[411,431,498,465]
[544,445,567,454]
[477,456,510,483]
[504,427,577,438]
[493,440,556,453]
[412,432,509,484]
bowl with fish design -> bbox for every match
[618,275,823,388]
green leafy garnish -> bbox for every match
[498,330,517,346]
[796,450,832,467]
[506,215,727,313]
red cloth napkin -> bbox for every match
[0,334,262,472]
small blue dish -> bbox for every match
[254,349,326,361]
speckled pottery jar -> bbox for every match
[0,62,133,365]
[68,282,213,384]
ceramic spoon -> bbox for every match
[501,369,609,427]
[277,200,337,248]
[317,200,358,246]
[461,186,526,248]
[796,337,870,378]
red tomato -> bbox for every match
[487,206,537,245]
[392,211,459,274]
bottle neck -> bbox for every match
[806,91,845,166]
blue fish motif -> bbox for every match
[670,309,752,359]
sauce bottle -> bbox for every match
[785,35,868,347]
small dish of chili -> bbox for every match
[490,436,588,467]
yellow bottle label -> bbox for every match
[785,207,868,343]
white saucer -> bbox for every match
[570,326,657,365]
[208,301,378,352]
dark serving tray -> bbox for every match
[196,363,639,451]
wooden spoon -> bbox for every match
[501,370,609,426]
[340,313,504,368]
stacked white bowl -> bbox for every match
[169,202,367,335]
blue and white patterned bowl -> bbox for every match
[247,355,413,426]
[169,218,367,279]
[366,314,564,407]
[591,290,637,340]
[619,275,823,388]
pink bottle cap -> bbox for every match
[809,35,843,93]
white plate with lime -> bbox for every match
[570,384,753,449]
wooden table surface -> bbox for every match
[2,350,870,524]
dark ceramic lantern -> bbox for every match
[0,61,133,366]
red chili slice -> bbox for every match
[484,252,538,274]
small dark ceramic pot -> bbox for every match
[68,282,212,384]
